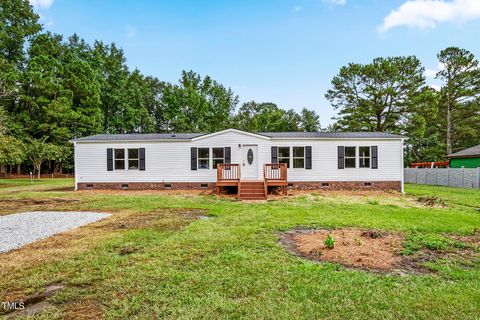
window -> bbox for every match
[344,147,356,168]
[128,149,139,170]
[247,148,254,165]
[359,146,371,168]
[278,147,290,168]
[293,147,305,168]
[114,149,125,170]
[198,148,210,169]
[212,148,224,169]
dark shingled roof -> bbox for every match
[71,130,405,142]
[72,133,205,141]
[260,132,405,139]
[448,144,480,158]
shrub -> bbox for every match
[324,234,335,249]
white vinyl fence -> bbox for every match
[405,167,480,189]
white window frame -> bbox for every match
[114,148,125,170]
[359,146,371,168]
[128,148,140,170]
[292,146,305,169]
[278,147,290,168]
[344,146,356,169]
[197,147,210,170]
[212,147,225,169]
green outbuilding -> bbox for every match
[448,144,480,168]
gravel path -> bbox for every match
[0,211,110,253]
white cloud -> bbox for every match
[430,84,442,91]
[380,0,480,32]
[29,0,54,9]
[425,68,438,78]
[293,6,302,12]
[425,62,445,78]
[323,0,346,6]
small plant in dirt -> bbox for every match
[367,199,379,205]
[324,234,335,249]
[354,238,362,246]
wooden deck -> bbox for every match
[216,163,288,199]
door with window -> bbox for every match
[242,145,258,179]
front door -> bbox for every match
[242,145,258,179]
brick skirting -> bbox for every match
[77,182,216,190]
[287,181,402,192]
[77,181,402,192]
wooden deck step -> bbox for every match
[239,181,266,200]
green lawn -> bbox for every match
[0,179,479,319]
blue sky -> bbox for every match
[31,0,480,126]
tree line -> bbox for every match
[0,0,320,176]
[1,0,479,175]
[326,49,480,165]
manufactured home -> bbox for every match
[71,129,405,199]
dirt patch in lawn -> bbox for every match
[269,189,433,209]
[0,198,81,215]
[280,228,479,274]
[96,208,207,231]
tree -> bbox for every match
[143,76,167,132]
[0,0,41,64]
[402,88,444,165]
[0,135,25,173]
[159,70,238,132]
[326,56,428,133]
[47,144,72,173]
[0,0,41,110]
[28,138,51,178]
[233,101,302,132]
[436,47,480,155]
[0,106,8,135]
[300,108,320,131]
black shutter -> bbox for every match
[224,147,231,163]
[305,146,312,169]
[139,148,146,171]
[271,146,278,163]
[338,146,345,169]
[107,148,113,171]
[191,147,197,170]
[371,146,378,169]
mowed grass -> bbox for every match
[0,179,479,319]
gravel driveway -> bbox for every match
[0,211,110,253]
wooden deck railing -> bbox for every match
[264,163,288,195]
[264,163,288,181]
[217,163,241,182]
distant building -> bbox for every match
[448,144,480,168]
